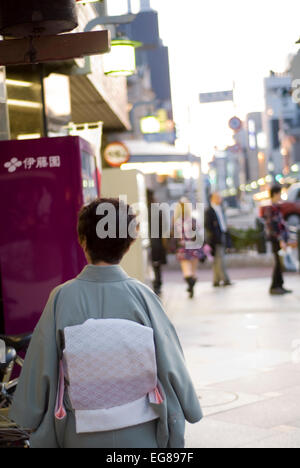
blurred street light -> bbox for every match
[140,115,161,134]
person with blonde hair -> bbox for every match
[172,198,205,299]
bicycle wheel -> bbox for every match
[0,428,30,448]
[0,410,30,448]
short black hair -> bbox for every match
[78,198,137,265]
[270,185,282,199]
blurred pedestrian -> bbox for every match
[10,198,203,448]
[147,190,169,296]
[172,198,204,299]
[205,193,232,288]
[264,185,292,296]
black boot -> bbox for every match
[185,277,196,299]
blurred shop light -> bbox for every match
[240,184,246,192]
[257,132,267,150]
[265,175,273,183]
[251,181,258,189]
[7,99,42,109]
[6,79,33,87]
[140,116,161,134]
[44,74,71,117]
[291,164,299,172]
[268,162,275,172]
[191,164,200,180]
[275,174,284,183]
[103,37,141,77]
[221,188,238,198]
[226,177,234,187]
[17,133,41,140]
[253,190,270,202]
[258,178,265,186]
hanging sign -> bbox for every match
[104,142,130,167]
[229,116,242,131]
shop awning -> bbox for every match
[120,139,200,163]
[70,74,130,131]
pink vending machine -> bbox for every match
[0,136,101,335]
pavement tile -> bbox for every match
[199,390,268,417]
[238,429,300,448]
[208,394,300,430]
[209,365,300,395]
[286,420,300,429]
[163,272,300,448]
[185,419,275,449]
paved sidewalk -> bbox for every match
[162,271,300,448]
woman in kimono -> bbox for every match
[10,198,203,448]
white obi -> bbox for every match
[61,319,162,434]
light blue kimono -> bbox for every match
[10,265,203,448]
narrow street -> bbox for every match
[163,270,300,448]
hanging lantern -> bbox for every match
[103,37,142,77]
[0,0,78,37]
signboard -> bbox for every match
[229,116,242,131]
[0,30,110,66]
[199,90,233,104]
[104,142,130,167]
[3,155,61,173]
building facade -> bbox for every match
[263,72,300,176]
[246,112,266,182]
[120,0,175,144]
[1,1,130,144]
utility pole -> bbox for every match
[127,0,132,14]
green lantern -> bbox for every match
[103,37,142,77]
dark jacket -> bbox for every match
[264,204,289,253]
[149,210,167,265]
[205,206,231,252]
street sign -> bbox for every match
[199,90,233,104]
[0,30,110,66]
[229,116,242,131]
[104,142,130,167]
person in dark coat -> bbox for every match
[205,193,232,287]
[264,185,292,296]
[147,191,168,296]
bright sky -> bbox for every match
[108,0,300,170]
